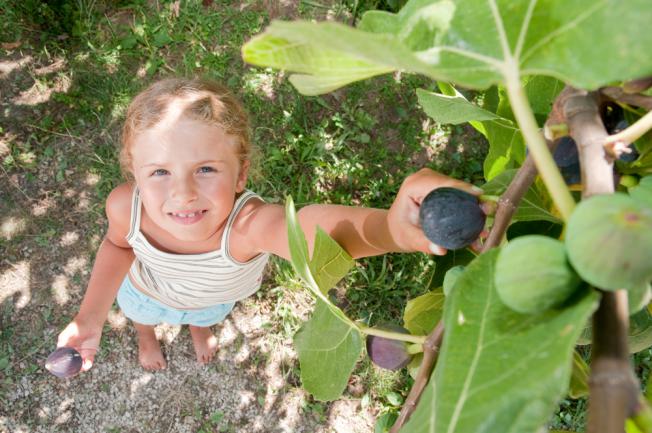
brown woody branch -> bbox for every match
[600,86,652,111]
[561,87,640,433]
[389,322,444,433]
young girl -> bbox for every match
[56,77,483,371]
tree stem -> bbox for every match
[562,88,640,433]
[604,109,652,145]
[357,325,426,344]
[504,67,576,222]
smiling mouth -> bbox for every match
[167,210,208,225]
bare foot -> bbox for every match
[134,323,166,370]
[189,325,219,364]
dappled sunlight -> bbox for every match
[327,399,374,432]
[31,195,56,216]
[13,74,71,106]
[1,216,27,240]
[50,256,89,304]
[0,260,31,309]
[59,231,80,247]
[51,274,70,305]
[34,57,67,76]
[85,172,100,186]
[154,323,181,344]
[0,55,32,79]
[55,397,74,425]
[243,69,282,100]
[129,372,154,399]
[233,339,251,364]
[107,308,127,329]
[238,389,256,408]
[218,318,238,346]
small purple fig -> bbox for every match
[45,347,82,378]
[365,324,413,371]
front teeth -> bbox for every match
[174,212,196,218]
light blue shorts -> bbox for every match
[116,276,235,327]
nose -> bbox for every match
[170,174,198,204]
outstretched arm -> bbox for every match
[244,168,483,260]
[57,183,135,371]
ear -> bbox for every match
[235,160,250,192]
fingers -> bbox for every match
[56,321,99,372]
[79,349,96,371]
[405,168,484,205]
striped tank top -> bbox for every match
[126,188,269,309]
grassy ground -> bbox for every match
[2,0,620,432]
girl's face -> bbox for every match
[130,114,248,242]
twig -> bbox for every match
[623,77,652,94]
[604,110,652,146]
[389,322,444,433]
[0,163,33,201]
[24,123,82,140]
[601,86,652,110]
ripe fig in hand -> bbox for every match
[365,325,413,371]
[45,347,82,378]
[419,187,486,250]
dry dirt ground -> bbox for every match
[0,14,379,433]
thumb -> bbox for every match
[80,353,94,371]
[404,222,447,255]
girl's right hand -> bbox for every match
[56,316,102,371]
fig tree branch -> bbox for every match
[562,87,640,433]
[604,110,652,146]
[505,68,576,222]
[389,322,444,433]
[358,325,426,344]
[601,86,652,110]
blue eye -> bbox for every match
[198,166,215,174]
[151,169,169,176]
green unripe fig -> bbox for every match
[45,347,82,378]
[620,174,639,189]
[495,235,581,314]
[566,193,652,291]
[628,282,652,315]
[365,324,413,371]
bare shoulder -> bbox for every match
[104,182,134,248]
[230,198,287,258]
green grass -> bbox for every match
[0,0,487,430]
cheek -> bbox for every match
[139,182,168,208]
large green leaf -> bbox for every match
[483,169,561,223]
[568,350,589,399]
[285,196,354,322]
[294,298,363,401]
[403,249,599,433]
[416,88,501,125]
[243,0,652,93]
[630,176,652,210]
[428,248,477,290]
[403,289,445,335]
[309,227,354,295]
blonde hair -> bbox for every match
[120,77,252,179]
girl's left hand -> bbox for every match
[386,168,486,255]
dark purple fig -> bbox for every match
[366,324,413,371]
[419,187,486,250]
[553,137,579,168]
[45,347,82,378]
